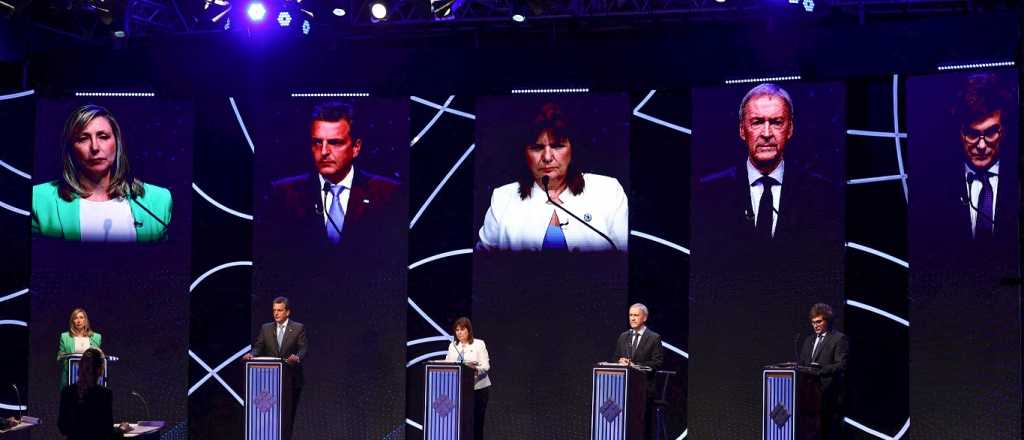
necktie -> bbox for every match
[755,176,777,239]
[811,334,824,360]
[276,325,285,350]
[327,184,346,244]
[631,332,641,352]
[971,171,994,239]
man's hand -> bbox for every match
[241,353,253,361]
[286,354,300,364]
[617,357,630,365]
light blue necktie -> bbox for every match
[276,325,285,349]
[327,184,345,244]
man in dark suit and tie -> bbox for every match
[799,303,849,440]
[263,101,402,256]
[614,303,664,439]
[693,83,840,270]
[244,297,308,440]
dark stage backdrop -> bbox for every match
[907,70,1021,439]
[28,98,193,438]
[252,98,409,439]
[688,81,846,439]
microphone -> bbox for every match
[541,176,618,251]
[454,338,465,364]
[103,218,112,241]
[128,197,170,232]
[321,182,344,238]
[11,384,22,422]
[130,390,151,422]
[959,195,996,227]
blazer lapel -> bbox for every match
[56,196,81,241]
[347,173,370,224]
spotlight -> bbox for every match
[802,0,814,11]
[714,0,724,2]
[370,2,387,21]
[113,30,126,38]
[332,7,346,16]
[512,13,525,22]
[302,19,311,34]
[246,2,266,21]
[277,11,292,26]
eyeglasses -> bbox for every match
[961,124,1002,145]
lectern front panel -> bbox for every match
[591,367,627,440]
[424,364,463,440]
[246,362,282,440]
[762,370,796,440]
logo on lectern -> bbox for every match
[255,390,276,412]
[599,398,622,423]
[432,394,456,418]
[770,402,791,428]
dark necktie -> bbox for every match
[970,171,994,240]
[630,331,640,357]
[754,176,777,239]
[811,334,824,360]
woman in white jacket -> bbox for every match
[445,317,491,440]
[477,103,628,252]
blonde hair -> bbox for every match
[59,104,144,201]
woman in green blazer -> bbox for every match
[59,308,102,391]
[31,104,172,243]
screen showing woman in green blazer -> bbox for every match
[31,104,172,242]
[58,308,102,391]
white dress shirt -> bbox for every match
[445,338,492,390]
[964,161,999,235]
[477,173,629,252]
[746,159,784,237]
[318,166,355,227]
[811,331,827,361]
[79,198,137,242]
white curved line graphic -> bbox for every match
[630,230,690,255]
[408,298,449,337]
[190,261,253,292]
[0,403,27,411]
[411,95,455,147]
[847,129,907,139]
[0,160,31,179]
[661,341,689,359]
[0,320,27,326]
[677,429,687,439]
[845,242,908,268]
[633,90,692,135]
[188,345,250,405]
[410,143,475,229]
[228,97,255,153]
[192,183,253,220]
[848,174,907,185]
[406,350,447,367]
[0,89,34,100]
[844,417,909,440]
[891,75,909,202]
[406,419,423,430]
[409,248,473,270]
[846,299,909,327]
[408,335,452,346]
[0,288,28,304]
[0,199,29,216]
[411,96,476,120]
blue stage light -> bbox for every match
[247,2,266,21]
[370,2,387,21]
[512,13,525,22]
[277,11,292,26]
[332,8,346,16]
[302,19,311,34]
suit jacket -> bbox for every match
[57,332,102,391]
[58,385,123,440]
[32,181,172,242]
[799,330,849,395]
[692,161,841,274]
[613,328,664,371]
[252,320,308,387]
[262,170,402,254]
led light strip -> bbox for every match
[290,92,370,97]
[937,61,1015,71]
[724,75,801,85]
[74,92,155,97]
[510,88,590,94]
